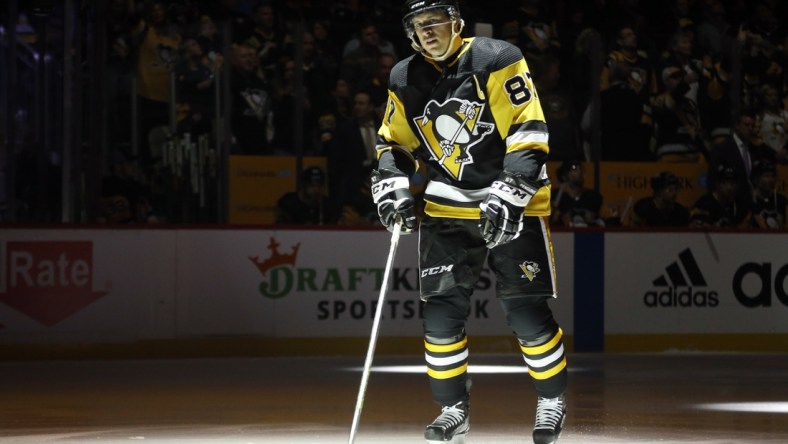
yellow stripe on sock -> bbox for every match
[427,363,469,380]
[520,328,563,355]
[528,357,567,380]
[425,337,468,353]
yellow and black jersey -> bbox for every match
[600,49,657,95]
[376,37,551,219]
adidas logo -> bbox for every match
[644,248,720,308]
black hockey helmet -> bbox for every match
[403,0,461,24]
[402,0,464,60]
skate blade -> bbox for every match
[426,432,467,444]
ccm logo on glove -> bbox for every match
[370,170,418,234]
[371,176,410,202]
[489,179,537,206]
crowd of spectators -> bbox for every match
[101,0,787,228]
[549,157,786,229]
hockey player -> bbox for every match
[370,1,568,443]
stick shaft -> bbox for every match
[348,222,402,444]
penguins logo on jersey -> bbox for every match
[414,98,495,180]
[240,88,269,121]
[519,261,540,282]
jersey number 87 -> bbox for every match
[503,72,536,106]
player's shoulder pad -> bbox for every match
[389,54,418,91]
[468,37,524,71]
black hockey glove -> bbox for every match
[479,171,539,249]
[371,169,418,234]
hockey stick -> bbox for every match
[348,221,403,444]
[443,108,473,161]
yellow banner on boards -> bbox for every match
[597,162,708,223]
[228,156,327,224]
[546,162,788,225]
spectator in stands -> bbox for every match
[199,16,225,78]
[668,0,696,34]
[98,149,159,224]
[308,21,343,86]
[499,0,561,58]
[660,29,703,105]
[631,171,690,227]
[300,31,337,116]
[198,0,254,45]
[246,2,287,79]
[340,22,392,87]
[317,78,353,151]
[691,9,735,147]
[276,166,339,225]
[584,63,653,161]
[750,159,787,229]
[550,159,605,227]
[312,19,344,64]
[533,54,583,163]
[175,36,217,136]
[600,24,657,100]
[742,1,783,48]
[269,56,319,154]
[132,0,182,166]
[652,65,706,162]
[697,54,733,146]
[694,0,733,59]
[690,164,751,228]
[325,90,379,209]
[757,84,788,164]
[709,110,770,213]
[738,6,784,109]
[360,53,397,115]
[341,21,398,58]
[230,42,272,155]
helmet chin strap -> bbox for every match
[411,18,465,62]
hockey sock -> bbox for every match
[519,328,567,398]
[425,333,470,405]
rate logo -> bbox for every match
[0,241,108,326]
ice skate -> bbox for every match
[424,401,469,443]
[532,395,566,444]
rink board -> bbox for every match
[0,228,786,353]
